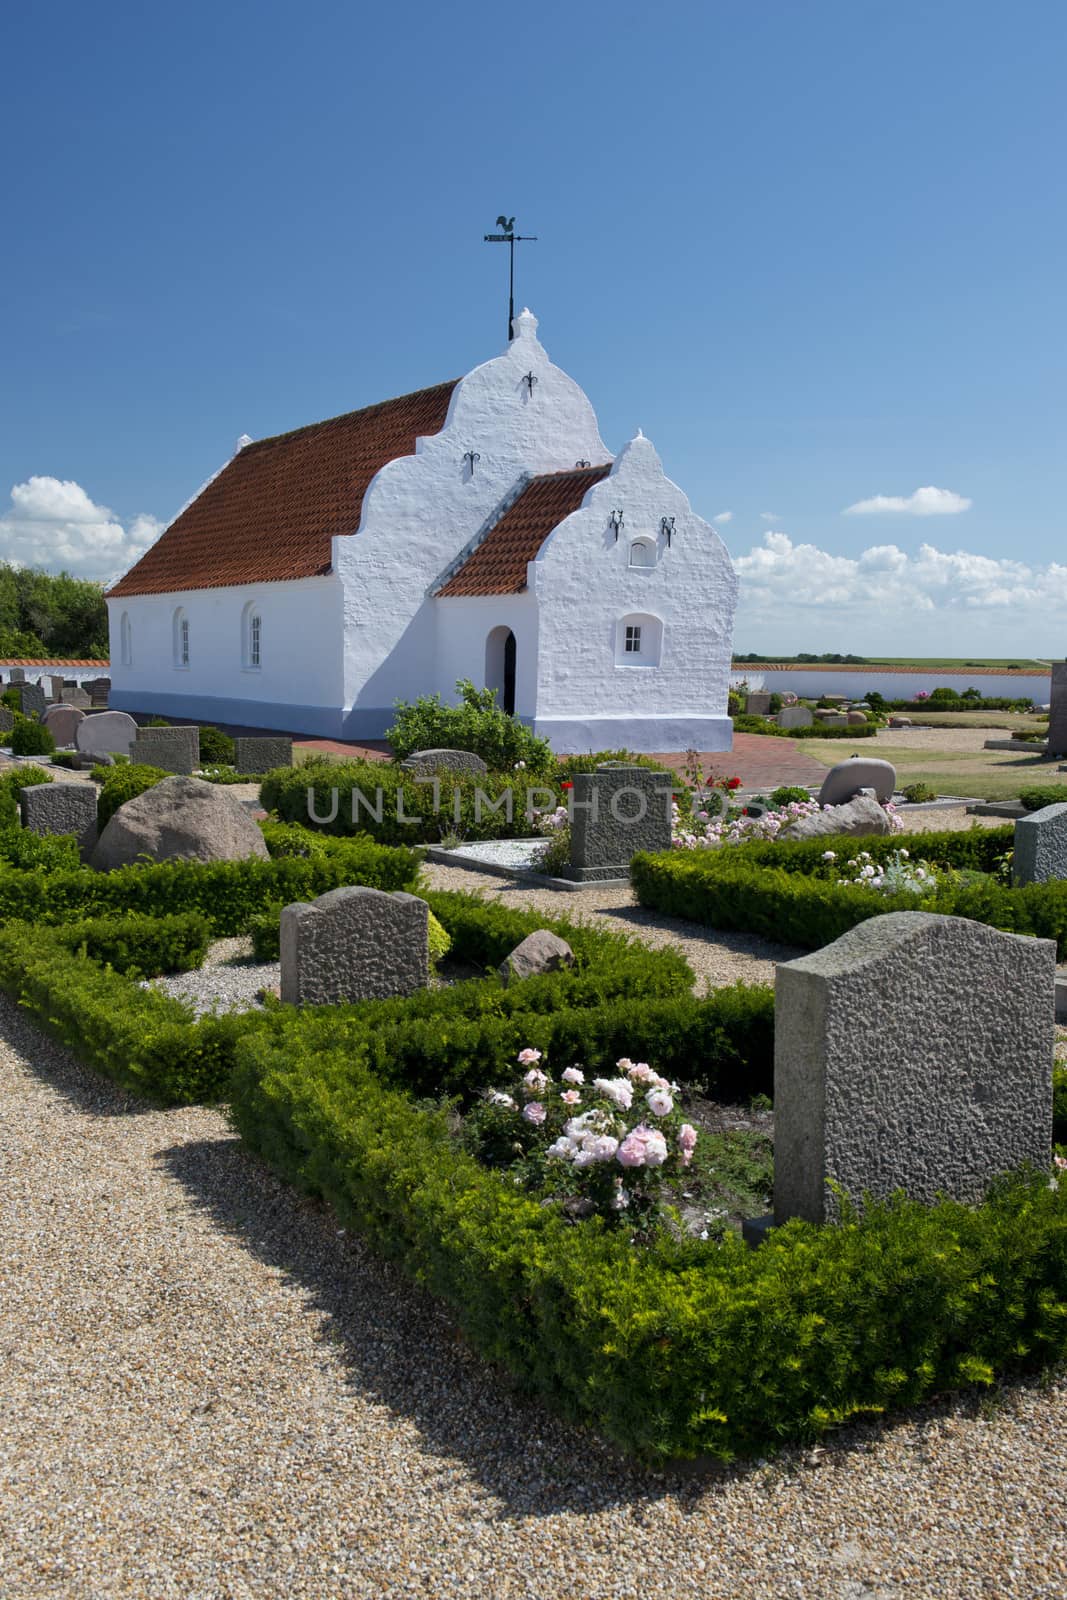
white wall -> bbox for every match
[107,576,345,732]
[434,593,538,717]
[530,433,739,753]
[332,308,611,737]
[737,667,1051,702]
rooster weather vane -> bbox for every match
[483,215,537,342]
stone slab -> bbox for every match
[61,687,91,708]
[43,704,85,747]
[818,757,897,807]
[400,748,489,776]
[774,911,1055,1225]
[234,736,294,775]
[75,710,138,760]
[744,693,772,715]
[7,668,24,683]
[9,682,46,720]
[0,706,13,734]
[1056,974,1067,1023]
[777,705,814,730]
[814,712,848,728]
[280,886,429,1006]
[565,764,674,876]
[19,782,98,861]
[134,725,200,774]
[1048,661,1067,758]
[1013,803,1067,885]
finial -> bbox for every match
[513,307,538,339]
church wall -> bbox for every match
[529,434,738,754]
[434,593,538,719]
[331,310,610,738]
[107,576,346,733]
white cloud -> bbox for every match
[0,477,162,580]
[734,529,1067,653]
[760,511,779,522]
[712,510,733,524]
[843,486,972,516]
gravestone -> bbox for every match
[134,725,200,775]
[1013,803,1067,885]
[84,677,111,706]
[814,711,848,728]
[888,715,912,729]
[75,710,138,761]
[818,756,896,806]
[61,686,91,708]
[564,764,674,882]
[400,747,488,776]
[744,692,772,715]
[280,887,429,1006]
[773,912,1054,1225]
[19,783,98,862]
[846,711,869,726]
[234,736,293,775]
[1048,661,1067,759]
[47,675,66,702]
[0,706,13,734]
[777,705,814,730]
[9,682,46,720]
[8,667,25,683]
[43,704,85,747]
[91,775,269,871]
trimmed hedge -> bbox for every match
[229,1034,1067,1463]
[631,827,1067,956]
[732,716,878,740]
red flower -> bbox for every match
[561,781,574,790]
[727,777,742,790]
[741,807,750,816]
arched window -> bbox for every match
[485,625,516,715]
[628,538,656,569]
[120,611,132,667]
[242,601,263,670]
[173,607,190,669]
[615,612,663,668]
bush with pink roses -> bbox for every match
[464,1047,698,1235]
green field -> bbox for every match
[801,734,1067,802]
[733,656,1050,671]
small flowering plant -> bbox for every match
[465,1049,698,1235]
[829,847,939,897]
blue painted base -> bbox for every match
[109,690,397,740]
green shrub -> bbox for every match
[1020,787,1067,812]
[0,762,52,828]
[0,825,80,871]
[96,763,169,827]
[769,785,812,807]
[229,1032,1067,1462]
[1,687,20,712]
[53,910,212,975]
[11,715,56,756]
[50,749,78,769]
[386,677,554,774]
[553,751,670,784]
[929,686,961,703]
[198,724,235,764]
[902,782,938,803]
[731,715,877,740]
[199,765,248,784]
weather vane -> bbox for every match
[483,215,537,343]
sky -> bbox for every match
[1,0,1064,656]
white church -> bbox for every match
[107,309,738,753]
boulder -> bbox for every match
[846,711,869,726]
[76,710,138,761]
[888,716,912,729]
[400,748,489,776]
[818,757,897,807]
[91,775,270,872]
[779,791,893,841]
[499,929,575,986]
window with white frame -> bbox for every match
[625,624,642,653]
[242,602,263,669]
[120,611,132,667]
[615,612,663,667]
[173,608,190,669]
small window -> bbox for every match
[629,539,656,569]
[625,625,642,653]
[616,612,663,668]
[180,618,190,666]
[249,613,261,668]
[173,607,190,669]
[120,611,132,667]
[242,602,263,670]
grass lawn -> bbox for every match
[887,711,1050,731]
[800,739,1067,801]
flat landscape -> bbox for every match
[800,719,1066,802]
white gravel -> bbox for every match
[147,935,278,1015]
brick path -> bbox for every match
[292,732,830,794]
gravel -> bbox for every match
[3,812,1067,1594]
[147,935,278,1015]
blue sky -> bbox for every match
[2,0,1063,654]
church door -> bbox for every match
[503,630,516,716]
[485,625,517,715]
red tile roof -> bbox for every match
[437,464,612,597]
[108,380,459,597]
[0,658,108,666]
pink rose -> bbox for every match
[561,1089,581,1106]
[522,1101,546,1126]
[562,1067,584,1085]
[646,1086,674,1117]
[677,1123,698,1166]
[517,1048,543,1065]
[523,1068,548,1095]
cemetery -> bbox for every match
[0,679,1065,1468]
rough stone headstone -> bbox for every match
[1048,661,1067,758]
[83,677,111,706]
[8,667,25,683]
[19,782,98,862]
[779,791,892,841]
[91,774,270,871]
[744,692,773,715]
[777,705,814,730]
[134,725,200,775]
[9,682,46,720]
[0,706,14,734]
[280,886,429,1006]
[499,929,575,986]
[47,675,66,702]
[818,757,896,807]
[61,686,91,708]
[565,764,674,882]
[1013,803,1067,886]
[814,711,848,728]
[234,736,294,775]
[43,704,85,747]
[774,911,1055,1225]
[399,748,489,776]
[75,710,138,761]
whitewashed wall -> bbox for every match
[739,668,1050,702]
[530,434,738,753]
[332,308,610,737]
[107,577,345,732]
[434,593,538,717]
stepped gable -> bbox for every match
[108,380,459,597]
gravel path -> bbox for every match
[3,994,1067,1596]
[148,935,278,1015]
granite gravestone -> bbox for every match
[234,736,294,775]
[61,687,91,708]
[400,748,489,776]
[75,710,137,761]
[818,757,896,807]
[280,887,429,1006]
[772,912,1054,1225]
[134,725,200,775]
[19,782,98,861]
[777,705,814,730]
[1048,662,1067,759]
[0,706,13,735]
[9,681,47,720]
[744,693,773,715]
[564,764,674,882]
[8,668,25,683]
[43,704,85,747]
[1013,803,1067,886]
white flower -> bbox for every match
[646,1086,674,1117]
[488,1091,515,1108]
[517,1048,542,1065]
[547,1136,573,1161]
[822,850,836,861]
[523,1068,549,1095]
[561,1066,584,1085]
[593,1077,634,1111]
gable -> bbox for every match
[108,380,459,597]
[437,464,611,597]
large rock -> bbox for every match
[499,929,576,986]
[818,757,896,807]
[779,791,892,841]
[91,775,270,871]
[76,710,138,761]
[400,747,489,776]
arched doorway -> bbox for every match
[485,626,517,715]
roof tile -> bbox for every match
[438,464,611,597]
